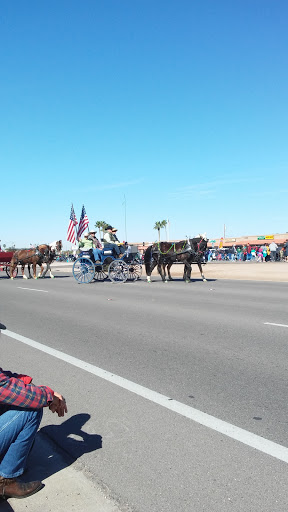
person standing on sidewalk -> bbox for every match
[284,240,288,262]
[269,241,278,262]
[0,366,67,500]
[247,243,252,260]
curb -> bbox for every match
[1,432,121,512]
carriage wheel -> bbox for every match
[72,257,95,284]
[108,260,129,283]
[6,265,18,278]
[94,264,108,281]
[127,263,142,281]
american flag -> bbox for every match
[77,205,89,239]
[67,204,78,244]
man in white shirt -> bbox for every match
[269,241,278,262]
[103,226,121,256]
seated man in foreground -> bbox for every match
[0,365,67,500]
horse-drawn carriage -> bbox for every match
[0,251,18,278]
[72,244,142,284]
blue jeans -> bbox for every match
[92,249,102,261]
[0,406,43,478]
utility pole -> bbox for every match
[167,219,170,241]
[123,195,127,241]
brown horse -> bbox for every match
[10,241,62,280]
[37,240,62,278]
[144,236,208,283]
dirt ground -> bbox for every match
[162,261,288,282]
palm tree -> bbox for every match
[94,221,102,240]
[161,220,167,240]
[154,221,163,241]
[95,221,109,241]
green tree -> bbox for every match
[95,221,104,241]
[154,221,163,241]
[161,220,167,240]
[95,221,109,241]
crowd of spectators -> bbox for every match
[205,241,288,263]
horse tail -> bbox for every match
[144,246,153,275]
[10,251,19,266]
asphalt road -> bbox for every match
[1,270,288,511]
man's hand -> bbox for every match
[49,391,68,417]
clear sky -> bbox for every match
[1,1,287,249]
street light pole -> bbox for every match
[123,195,127,241]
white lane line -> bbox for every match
[17,287,48,293]
[2,328,288,464]
[264,322,288,328]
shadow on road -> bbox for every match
[40,413,102,463]
[0,415,101,511]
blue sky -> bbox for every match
[1,0,287,249]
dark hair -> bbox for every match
[106,225,112,230]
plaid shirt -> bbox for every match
[0,367,54,410]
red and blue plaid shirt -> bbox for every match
[0,367,54,410]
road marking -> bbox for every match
[2,328,288,464]
[264,322,288,328]
[17,287,48,293]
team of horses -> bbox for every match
[144,235,208,283]
[10,241,62,280]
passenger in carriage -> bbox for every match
[103,226,122,256]
[111,228,120,243]
[111,228,126,256]
[88,231,102,250]
[78,232,102,263]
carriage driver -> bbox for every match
[78,232,102,263]
[103,226,122,256]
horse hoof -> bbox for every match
[51,276,55,279]
[10,277,14,280]
[185,280,190,283]
[23,275,27,280]
[203,278,207,282]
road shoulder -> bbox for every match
[2,432,122,512]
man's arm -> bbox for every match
[0,367,54,409]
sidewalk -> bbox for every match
[1,433,121,512]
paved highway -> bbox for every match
[1,270,288,511]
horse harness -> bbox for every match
[18,246,50,264]
[156,240,192,257]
